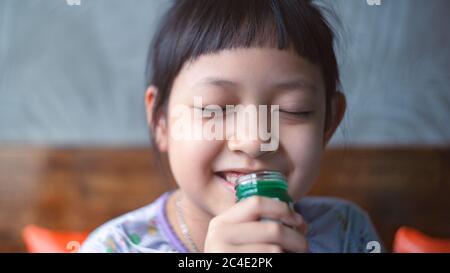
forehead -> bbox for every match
[173,47,325,96]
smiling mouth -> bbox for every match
[215,171,247,193]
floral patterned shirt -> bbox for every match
[80,192,384,253]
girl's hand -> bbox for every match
[204,196,308,253]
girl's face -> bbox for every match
[152,48,340,216]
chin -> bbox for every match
[210,193,237,215]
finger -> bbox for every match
[216,196,300,227]
[226,221,308,253]
[292,212,308,235]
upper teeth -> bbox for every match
[223,172,242,184]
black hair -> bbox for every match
[146,0,340,146]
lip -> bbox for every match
[215,168,275,193]
[215,173,237,194]
[215,170,256,184]
[218,168,266,174]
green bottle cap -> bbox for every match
[235,171,292,206]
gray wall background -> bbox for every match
[0,0,449,146]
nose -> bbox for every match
[227,137,269,158]
[226,107,276,158]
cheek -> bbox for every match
[167,138,236,215]
[166,107,226,173]
[166,115,228,199]
[167,137,216,187]
[281,122,324,200]
[166,102,237,213]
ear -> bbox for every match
[323,91,346,146]
[145,85,168,152]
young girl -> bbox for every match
[80,0,382,253]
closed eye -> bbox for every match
[194,106,229,118]
[279,110,313,117]
[194,106,227,112]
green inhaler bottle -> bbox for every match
[235,171,293,209]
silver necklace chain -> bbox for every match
[175,193,200,253]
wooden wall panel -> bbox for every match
[0,147,449,252]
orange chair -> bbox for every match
[22,225,90,253]
[393,226,450,253]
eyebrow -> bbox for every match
[195,77,316,92]
[195,77,240,88]
[271,79,316,93]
